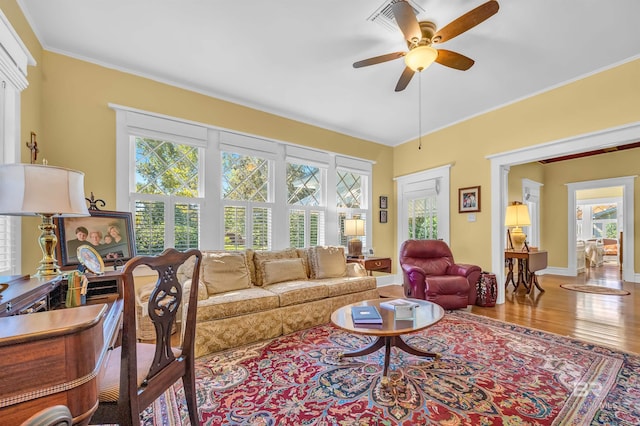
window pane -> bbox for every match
[135,200,165,255]
[224,206,247,250]
[252,207,271,250]
[287,163,320,206]
[337,171,361,208]
[174,203,199,251]
[408,196,437,239]
[222,152,268,202]
[310,211,324,246]
[135,137,198,196]
[289,210,305,248]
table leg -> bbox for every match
[338,336,386,359]
[339,335,439,385]
[505,258,515,289]
[527,272,545,293]
[516,259,530,292]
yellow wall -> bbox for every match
[394,59,640,271]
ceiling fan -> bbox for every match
[353,0,499,91]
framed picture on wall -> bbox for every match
[458,186,481,213]
[54,210,136,270]
[380,210,388,223]
[379,195,388,209]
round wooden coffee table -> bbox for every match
[330,298,445,384]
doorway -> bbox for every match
[489,122,639,304]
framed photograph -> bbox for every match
[458,186,481,213]
[379,196,388,210]
[54,210,136,270]
[380,210,388,223]
[77,244,105,274]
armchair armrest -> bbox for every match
[447,263,482,305]
[447,263,481,278]
[401,264,427,299]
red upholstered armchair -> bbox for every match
[399,239,482,309]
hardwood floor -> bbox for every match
[379,262,640,354]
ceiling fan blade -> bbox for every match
[435,49,475,70]
[392,1,422,44]
[353,52,406,68]
[433,0,499,44]
[395,66,415,92]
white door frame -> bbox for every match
[489,122,640,304]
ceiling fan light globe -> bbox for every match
[404,46,438,72]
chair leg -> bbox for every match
[183,371,199,426]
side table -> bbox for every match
[347,257,392,276]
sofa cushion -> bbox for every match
[308,246,347,278]
[201,252,251,295]
[319,276,378,297]
[195,287,280,322]
[262,258,308,285]
[253,248,299,286]
[263,280,328,307]
[296,248,312,278]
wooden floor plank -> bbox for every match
[379,262,640,354]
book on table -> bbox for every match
[351,306,383,324]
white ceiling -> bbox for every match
[17,0,640,146]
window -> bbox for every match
[337,170,368,249]
[222,151,272,250]
[396,165,451,250]
[133,136,202,255]
[407,195,438,239]
[113,106,373,254]
[287,162,325,248]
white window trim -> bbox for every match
[0,10,35,274]
[395,164,452,247]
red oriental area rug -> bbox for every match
[143,311,640,425]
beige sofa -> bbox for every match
[178,246,379,357]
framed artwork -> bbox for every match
[380,210,388,223]
[458,186,481,213]
[54,210,136,270]
[379,196,388,209]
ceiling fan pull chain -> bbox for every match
[418,71,422,150]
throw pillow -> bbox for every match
[308,246,347,279]
[253,248,299,286]
[201,252,251,294]
[262,258,307,285]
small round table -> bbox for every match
[330,298,445,383]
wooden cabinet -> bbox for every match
[347,257,392,275]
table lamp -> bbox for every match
[505,201,531,252]
[0,163,90,276]
[344,218,365,258]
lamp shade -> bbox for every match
[504,203,531,227]
[404,45,438,72]
[344,219,365,237]
[0,163,89,216]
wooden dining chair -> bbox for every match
[90,248,202,426]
